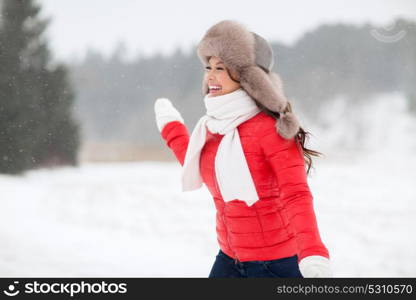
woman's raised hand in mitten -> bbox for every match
[154,98,184,132]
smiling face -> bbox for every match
[204,56,241,97]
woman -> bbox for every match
[154,20,332,278]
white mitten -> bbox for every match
[299,255,333,278]
[154,98,184,132]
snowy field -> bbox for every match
[1,93,416,277]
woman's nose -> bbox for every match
[207,70,216,80]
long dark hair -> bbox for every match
[226,68,322,175]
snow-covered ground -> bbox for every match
[1,93,415,277]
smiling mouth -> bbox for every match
[209,85,222,93]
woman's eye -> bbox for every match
[204,66,223,71]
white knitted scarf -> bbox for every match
[182,88,261,206]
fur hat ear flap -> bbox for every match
[268,72,284,94]
[238,66,300,139]
[239,65,287,113]
[268,72,301,139]
[276,111,300,140]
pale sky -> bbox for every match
[39,0,416,62]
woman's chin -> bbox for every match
[208,91,223,97]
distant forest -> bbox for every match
[69,18,416,147]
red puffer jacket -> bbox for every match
[160,111,329,263]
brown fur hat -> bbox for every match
[197,20,300,139]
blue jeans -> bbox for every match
[208,249,303,278]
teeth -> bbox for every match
[209,86,221,90]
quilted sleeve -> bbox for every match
[160,121,190,166]
[259,124,330,262]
